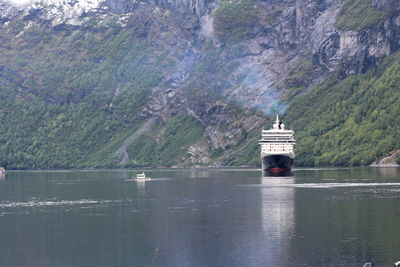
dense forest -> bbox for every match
[285,53,400,166]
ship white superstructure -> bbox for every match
[259,115,295,172]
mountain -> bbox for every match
[0,0,399,168]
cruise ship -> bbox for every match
[259,115,295,174]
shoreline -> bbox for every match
[3,165,399,172]
[370,164,399,168]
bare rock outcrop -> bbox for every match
[370,150,400,167]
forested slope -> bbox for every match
[286,53,400,166]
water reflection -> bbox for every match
[188,170,211,178]
[262,170,293,177]
[0,169,399,266]
[260,176,295,266]
[136,180,146,195]
[374,166,399,178]
[119,170,131,180]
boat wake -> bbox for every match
[0,199,123,208]
[249,182,400,189]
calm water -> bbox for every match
[0,168,400,267]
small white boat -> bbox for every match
[136,172,146,179]
[131,172,151,182]
[0,167,6,175]
[125,172,152,182]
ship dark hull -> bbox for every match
[262,155,293,175]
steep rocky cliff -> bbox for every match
[0,0,400,168]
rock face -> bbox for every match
[150,0,211,15]
[316,15,400,76]
[2,0,400,92]
[370,151,400,167]
[227,0,400,88]
[103,0,136,14]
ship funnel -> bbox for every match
[273,115,280,130]
[273,115,283,129]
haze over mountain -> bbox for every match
[0,0,399,168]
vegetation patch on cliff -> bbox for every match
[126,114,204,167]
[336,0,385,30]
[213,0,258,42]
[284,57,316,100]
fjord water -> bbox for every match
[0,168,400,266]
